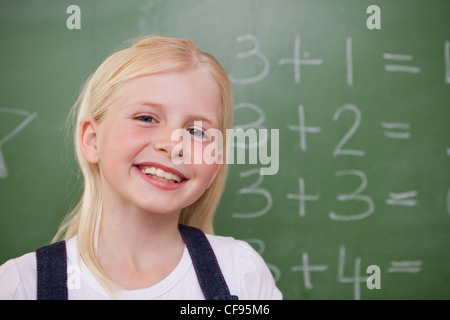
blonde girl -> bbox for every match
[0,36,282,300]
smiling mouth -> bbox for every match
[138,165,184,183]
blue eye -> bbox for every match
[188,128,210,141]
[188,128,203,137]
[136,115,156,123]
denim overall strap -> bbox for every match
[36,241,68,300]
[178,224,238,300]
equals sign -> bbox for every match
[386,191,418,206]
[383,53,421,73]
[381,122,411,139]
[388,261,422,273]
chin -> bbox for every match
[135,198,183,215]
[141,205,180,216]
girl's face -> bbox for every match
[81,68,223,216]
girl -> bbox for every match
[0,36,282,300]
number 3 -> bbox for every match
[329,170,374,221]
[229,34,270,84]
[232,168,273,219]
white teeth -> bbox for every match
[142,166,182,183]
[155,168,165,178]
[164,172,172,180]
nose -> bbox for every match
[153,126,184,158]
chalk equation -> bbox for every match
[229,34,450,85]
[227,33,446,299]
[248,238,422,300]
[228,34,448,221]
[291,245,421,300]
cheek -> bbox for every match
[98,125,144,165]
[187,141,222,187]
[193,162,219,189]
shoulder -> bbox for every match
[206,234,263,269]
[206,234,282,300]
[0,251,37,299]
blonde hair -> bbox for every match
[53,36,233,293]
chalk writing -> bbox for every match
[346,37,353,86]
[233,102,266,148]
[225,31,447,300]
[227,36,449,85]
[329,170,375,221]
[447,189,450,216]
[0,108,38,179]
[229,34,269,84]
[232,168,272,219]
[286,177,320,217]
[333,104,365,157]
[278,36,323,83]
[287,246,422,299]
[338,246,368,300]
[291,253,328,290]
[381,122,411,139]
[287,104,321,151]
[386,191,418,207]
[388,261,422,273]
[445,41,450,83]
[383,53,420,74]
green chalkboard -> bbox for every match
[1,0,449,299]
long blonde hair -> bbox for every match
[53,36,233,292]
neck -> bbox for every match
[99,202,183,259]
[97,202,185,289]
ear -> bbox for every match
[80,117,100,164]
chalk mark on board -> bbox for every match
[229,34,270,84]
[383,53,420,73]
[291,253,328,290]
[287,104,321,151]
[233,102,267,149]
[232,168,272,219]
[338,246,368,300]
[386,191,418,207]
[445,41,450,84]
[279,36,323,83]
[0,108,38,179]
[388,261,422,273]
[332,104,365,157]
[346,37,353,87]
[381,122,411,139]
[286,177,320,217]
[330,170,375,221]
[447,189,450,216]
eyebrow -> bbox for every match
[187,114,219,129]
[127,101,164,110]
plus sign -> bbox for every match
[291,253,328,289]
[287,177,320,217]
[279,36,323,83]
[287,104,321,151]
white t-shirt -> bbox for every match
[0,234,282,300]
